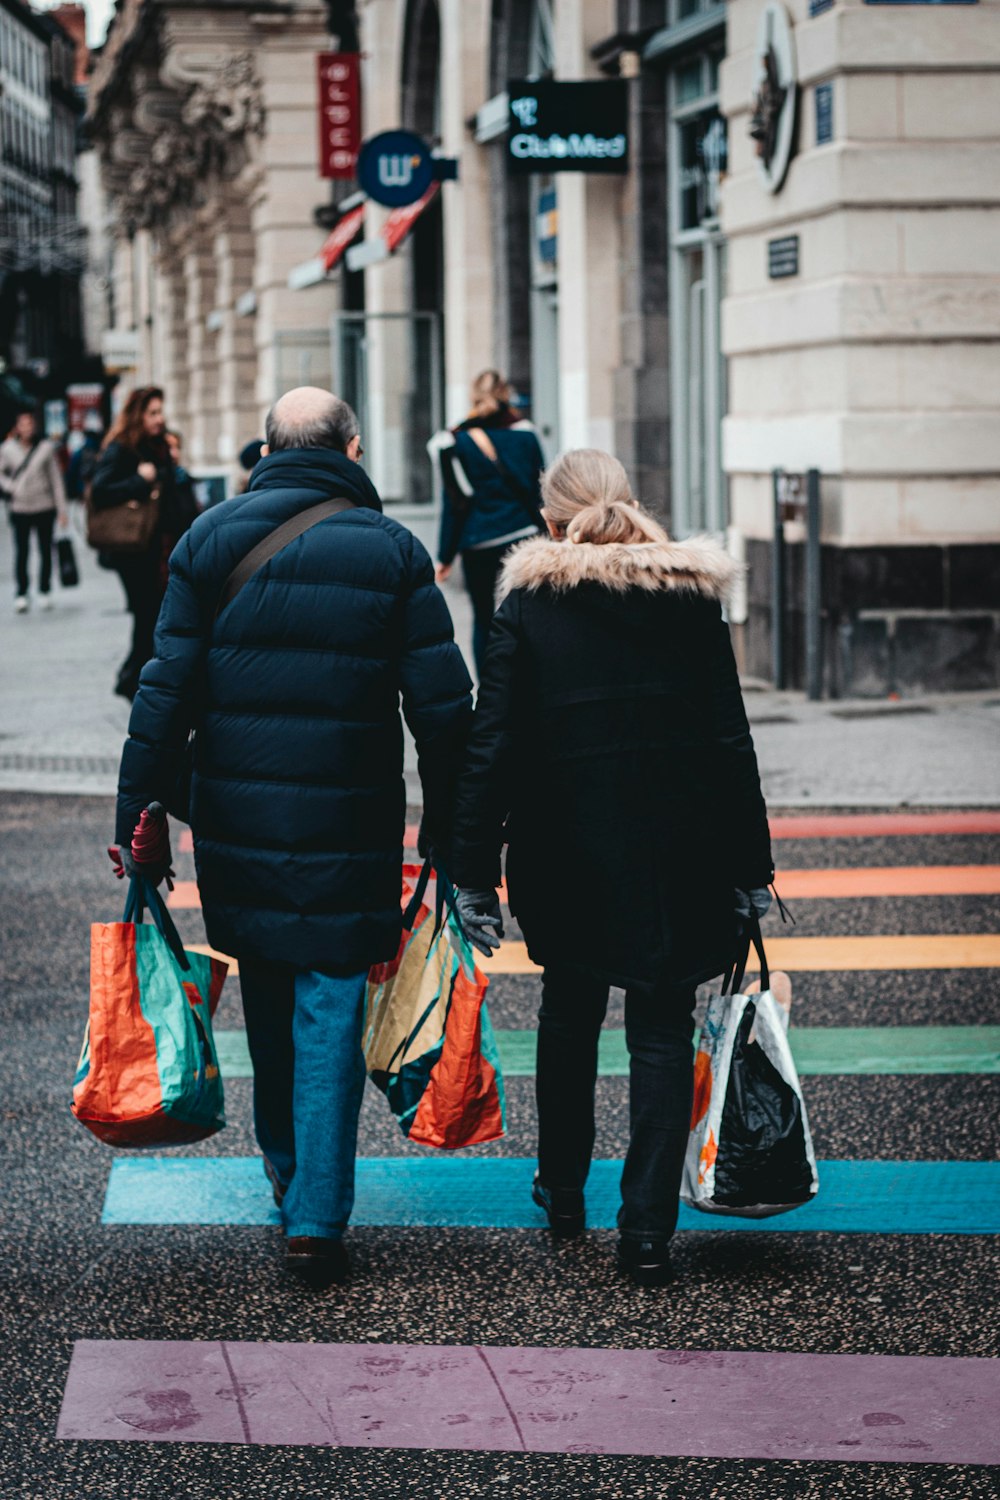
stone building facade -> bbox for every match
[86,0,340,470]
[90,0,999,692]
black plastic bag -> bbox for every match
[56,535,79,588]
[712,1003,815,1209]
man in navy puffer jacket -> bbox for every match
[115,387,473,1284]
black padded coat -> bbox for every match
[449,533,773,991]
[115,447,473,974]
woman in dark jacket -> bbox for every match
[428,370,545,674]
[449,449,774,1286]
[91,385,193,700]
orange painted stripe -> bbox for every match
[777,865,1000,898]
[770,812,1000,840]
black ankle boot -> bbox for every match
[617,1234,673,1286]
[532,1173,585,1239]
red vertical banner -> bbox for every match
[318,52,361,180]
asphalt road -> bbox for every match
[1,791,999,1497]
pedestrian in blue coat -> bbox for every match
[114,386,473,1285]
[428,370,545,674]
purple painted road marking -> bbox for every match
[57,1340,1000,1464]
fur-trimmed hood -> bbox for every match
[497,533,740,604]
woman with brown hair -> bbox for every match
[428,370,545,674]
[449,449,774,1286]
[90,386,194,700]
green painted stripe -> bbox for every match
[214,1025,1000,1079]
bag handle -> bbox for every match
[123,874,191,972]
[215,496,355,620]
[402,858,433,930]
[721,913,769,997]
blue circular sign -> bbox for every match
[356,130,435,208]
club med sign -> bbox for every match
[507,80,629,175]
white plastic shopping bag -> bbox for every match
[682,923,819,1218]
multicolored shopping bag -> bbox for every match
[364,861,506,1149]
[72,876,228,1147]
[682,919,818,1218]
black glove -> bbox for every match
[734,887,772,927]
[453,887,504,958]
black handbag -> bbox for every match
[56,535,80,588]
[165,496,356,823]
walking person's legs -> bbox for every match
[35,511,55,599]
[113,550,162,697]
[461,545,507,675]
[281,968,369,1244]
[534,964,609,1235]
[237,957,297,1199]
[618,983,696,1283]
[12,514,31,606]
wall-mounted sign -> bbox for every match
[66,383,103,432]
[815,81,833,145]
[345,183,441,272]
[768,234,800,279]
[318,52,361,180]
[750,3,798,194]
[101,328,139,371]
[356,130,435,207]
[321,203,365,270]
[507,80,629,175]
[536,188,557,266]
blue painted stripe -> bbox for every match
[101,1158,1000,1235]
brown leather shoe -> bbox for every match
[285,1237,350,1286]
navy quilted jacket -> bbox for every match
[115,448,473,974]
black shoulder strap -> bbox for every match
[215,496,355,620]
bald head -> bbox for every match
[264,386,360,455]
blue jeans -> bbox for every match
[238,960,369,1239]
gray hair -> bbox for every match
[264,393,360,453]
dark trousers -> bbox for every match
[113,549,163,692]
[461,544,512,676]
[537,965,696,1241]
[11,510,55,597]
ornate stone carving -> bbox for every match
[181,53,265,140]
[98,44,264,230]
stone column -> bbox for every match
[152,237,190,436]
[553,0,622,452]
[439,0,495,424]
[247,6,338,419]
[183,222,220,465]
[214,191,259,469]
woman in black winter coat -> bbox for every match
[91,386,195,701]
[449,449,774,1285]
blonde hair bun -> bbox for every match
[541,448,668,548]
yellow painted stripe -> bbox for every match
[777,866,1000,899]
[477,934,1000,974]
[188,933,1000,978]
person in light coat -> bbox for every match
[0,410,68,613]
